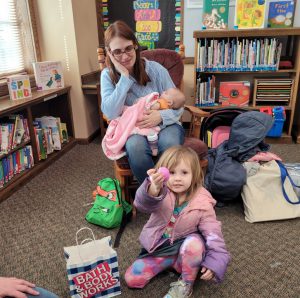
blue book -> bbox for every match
[268,1,294,28]
[0,160,4,188]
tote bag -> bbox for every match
[64,227,121,298]
[241,160,300,223]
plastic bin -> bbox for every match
[267,118,285,137]
[272,106,286,120]
[260,106,286,137]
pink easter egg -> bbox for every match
[158,167,170,182]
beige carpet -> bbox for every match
[0,139,300,298]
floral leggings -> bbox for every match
[125,234,205,288]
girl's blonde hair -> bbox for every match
[155,145,204,197]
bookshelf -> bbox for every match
[192,27,300,143]
[0,86,76,202]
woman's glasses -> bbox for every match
[110,45,137,58]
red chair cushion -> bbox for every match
[141,49,184,88]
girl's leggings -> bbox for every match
[125,234,205,288]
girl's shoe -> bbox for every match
[163,279,193,298]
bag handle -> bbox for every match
[277,161,300,205]
[76,227,97,246]
[75,227,99,262]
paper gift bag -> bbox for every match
[64,227,121,298]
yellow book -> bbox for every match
[234,0,266,29]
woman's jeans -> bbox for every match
[125,123,185,184]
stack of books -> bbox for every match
[196,38,282,72]
[0,115,30,155]
[33,116,68,161]
[195,75,216,107]
[0,145,34,188]
[254,78,294,105]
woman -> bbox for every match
[101,20,185,184]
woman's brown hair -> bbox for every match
[155,146,204,198]
[104,20,149,86]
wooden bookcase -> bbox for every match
[0,86,76,202]
[193,28,300,143]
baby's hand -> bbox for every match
[200,267,215,281]
[147,169,165,197]
[166,98,174,108]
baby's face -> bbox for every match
[161,88,178,100]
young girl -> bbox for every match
[125,146,230,298]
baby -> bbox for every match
[149,87,185,111]
[102,88,185,160]
[146,88,185,156]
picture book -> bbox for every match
[234,0,266,29]
[267,0,294,28]
[60,123,69,143]
[32,61,64,91]
[219,81,250,106]
[7,74,32,100]
[202,0,229,29]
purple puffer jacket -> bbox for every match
[134,178,231,283]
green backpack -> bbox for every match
[85,178,132,247]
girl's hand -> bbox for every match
[147,169,165,197]
[137,110,162,128]
[200,267,215,281]
[106,50,129,77]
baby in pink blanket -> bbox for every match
[102,88,185,160]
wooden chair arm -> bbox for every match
[184,105,210,118]
[184,105,210,138]
[97,48,106,71]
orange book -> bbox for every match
[219,81,250,106]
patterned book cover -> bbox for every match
[235,0,266,29]
[268,0,294,28]
[7,74,32,100]
[32,61,64,91]
[219,81,250,106]
[202,0,229,29]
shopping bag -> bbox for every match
[283,163,300,197]
[241,160,300,223]
[64,227,121,298]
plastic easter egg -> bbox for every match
[158,167,170,182]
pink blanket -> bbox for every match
[102,93,161,160]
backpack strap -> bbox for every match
[112,179,132,248]
[277,161,300,205]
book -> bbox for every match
[267,0,294,28]
[234,0,266,29]
[219,81,250,106]
[202,0,229,29]
[32,61,64,91]
[7,74,32,100]
[60,123,69,143]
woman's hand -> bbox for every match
[106,50,129,77]
[200,267,215,281]
[147,169,164,197]
[0,277,39,298]
[137,110,162,128]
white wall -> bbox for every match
[34,0,99,139]
[184,0,300,57]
